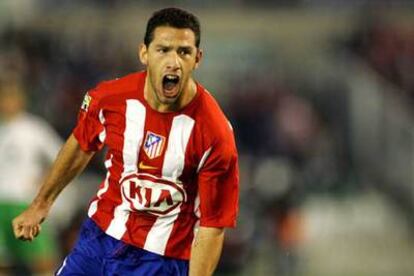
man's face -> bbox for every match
[139,26,202,105]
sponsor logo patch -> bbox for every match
[120,173,186,216]
[138,161,158,170]
[81,93,92,111]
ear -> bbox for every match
[194,49,203,69]
[138,43,148,65]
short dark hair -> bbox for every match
[144,7,201,48]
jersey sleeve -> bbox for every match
[197,127,239,228]
[72,90,105,152]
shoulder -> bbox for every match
[87,71,144,105]
[196,86,235,146]
[197,86,227,122]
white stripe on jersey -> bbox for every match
[89,110,109,217]
[122,100,146,176]
[193,193,201,219]
[56,257,67,275]
[192,147,212,236]
[143,115,195,255]
[162,115,195,181]
[88,174,109,217]
[106,100,146,239]
[98,109,106,143]
[197,147,212,173]
[88,155,113,217]
[192,147,212,242]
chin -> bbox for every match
[158,90,181,104]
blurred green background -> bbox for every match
[1,1,414,275]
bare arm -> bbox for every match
[189,226,225,276]
[12,134,94,241]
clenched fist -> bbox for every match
[12,204,49,241]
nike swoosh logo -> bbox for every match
[138,161,158,170]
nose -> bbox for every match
[166,51,180,70]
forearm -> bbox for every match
[13,134,94,241]
[31,134,94,209]
[189,226,225,276]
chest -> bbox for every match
[102,101,203,180]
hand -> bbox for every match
[12,204,49,241]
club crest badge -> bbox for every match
[143,131,165,159]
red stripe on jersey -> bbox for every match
[164,189,198,259]
[90,102,128,231]
[123,212,158,248]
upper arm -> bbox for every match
[57,134,95,168]
[72,90,105,152]
[197,123,239,228]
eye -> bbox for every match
[158,48,168,53]
[178,49,191,56]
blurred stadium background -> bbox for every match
[1,0,414,275]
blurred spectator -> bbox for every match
[0,74,62,275]
[347,18,414,102]
[218,73,340,275]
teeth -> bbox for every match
[165,75,178,80]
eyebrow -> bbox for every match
[154,44,194,50]
[155,44,172,49]
[178,46,193,52]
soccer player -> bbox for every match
[12,7,239,276]
[0,76,61,275]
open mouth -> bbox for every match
[162,75,180,97]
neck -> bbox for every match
[144,77,197,113]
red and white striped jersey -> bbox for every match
[73,71,239,260]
